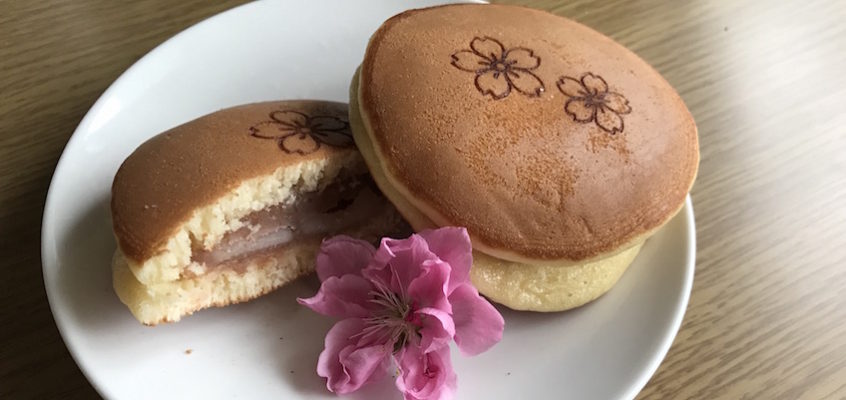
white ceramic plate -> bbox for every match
[42,1,696,399]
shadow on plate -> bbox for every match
[270,274,399,399]
[54,196,124,331]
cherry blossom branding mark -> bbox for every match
[249,110,353,155]
[450,36,544,100]
[557,72,632,134]
[450,37,633,135]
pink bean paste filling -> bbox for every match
[189,175,386,273]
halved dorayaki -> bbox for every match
[111,100,403,324]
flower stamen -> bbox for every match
[351,279,423,353]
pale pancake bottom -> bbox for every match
[350,69,642,311]
[112,243,318,325]
[471,244,642,311]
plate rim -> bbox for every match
[622,196,695,400]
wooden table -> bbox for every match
[2,0,844,398]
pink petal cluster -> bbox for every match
[298,227,504,400]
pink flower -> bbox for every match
[298,227,504,399]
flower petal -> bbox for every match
[316,236,375,281]
[565,98,596,122]
[407,259,451,313]
[556,76,587,98]
[270,110,308,127]
[417,227,473,293]
[450,50,490,72]
[365,235,436,296]
[603,92,632,114]
[363,239,396,289]
[506,69,544,97]
[475,71,511,100]
[596,105,625,134]
[581,73,608,95]
[318,318,390,394]
[395,344,457,400]
[470,36,504,61]
[337,344,390,393]
[416,307,456,353]
[297,274,374,318]
[280,133,319,154]
[504,47,540,70]
[449,283,504,356]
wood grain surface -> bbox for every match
[1,0,845,399]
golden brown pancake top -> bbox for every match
[111,100,354,262]
[357,4,698,262]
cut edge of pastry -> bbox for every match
[123,152,362,286]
